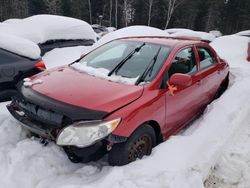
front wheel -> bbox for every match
[108,124,156,166]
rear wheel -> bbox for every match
[108,124,156,166]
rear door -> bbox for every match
[195,45,221,103]
[164,46,205,135]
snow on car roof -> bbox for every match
[0,14,97,44]
[170,30,216,42]
[91,25,169,49]
[236,30,250,37]
[0,33,40,59]
[165,28,193,34]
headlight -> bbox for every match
[56,118,121,147]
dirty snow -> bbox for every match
[0,33,250,188]
[0,33,40,59]
[0,14,97,44]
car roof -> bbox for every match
[120,36,205,47]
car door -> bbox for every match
[195,45,221,103]
[164,46,205,135]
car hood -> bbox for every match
[23,66,143,120]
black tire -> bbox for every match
[108,124,156,166]
[214,74,229,99]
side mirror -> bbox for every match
[168,73,192,87]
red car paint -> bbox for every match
[29,37,229,141]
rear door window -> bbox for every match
[197,47,216,69]
[168,47,197,77]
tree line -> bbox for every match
[0,0,249,34]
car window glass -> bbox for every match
[168,47,197,77]
[197,47,215,69]
[90,43,127,63]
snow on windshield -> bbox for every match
[0,14,97,44]
[0,33,40,59]
[71,62,138,85]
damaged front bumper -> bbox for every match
[7,100,127,163]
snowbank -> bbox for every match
[211,35,249,67]
[0,33,40,59]
[170,30,215,42]
[0,15,97,44]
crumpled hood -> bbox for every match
[24,66,143,118]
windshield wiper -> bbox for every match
[108,43,146,76]
[135,47,161,85]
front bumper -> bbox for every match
[7,102,56,139]
[7,102,108,162]
[7,102,127,163]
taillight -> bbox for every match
[34,60,46,70]
[247,42,250,62]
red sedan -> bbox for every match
[7,37,229,166]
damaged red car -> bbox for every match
[7,37,229,166]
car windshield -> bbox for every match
[71,40,171,85]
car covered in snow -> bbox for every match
[0,34,45,101]
[7,36,229,166]
[1,15,97,55]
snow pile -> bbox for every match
[92,26,169,49]
[209,30,222,38]
[42,46,92,68]
[170,30,215,42]
[211,35,249,67]
[0,33,40,59]
[106,27,117,32]
[71,62,138,85]
[165,28,193,34]
[0,14,97,44]
[236,30,250,37]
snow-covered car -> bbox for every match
[0,34,45,101]
[0,15,97,55]
[7,36,229,166]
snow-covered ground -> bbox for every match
[0,33,250,188]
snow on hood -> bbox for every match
[0,14,97,44]
[170,30,216,42]
[91,25,169,49]
[28,66,143,113]
[0,33,40,59]
[211,35,249,67]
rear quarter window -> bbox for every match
[197,47,216,69]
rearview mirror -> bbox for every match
[168,73,192,87]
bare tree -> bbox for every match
[109,0,113,26]
[88,0,92,24]
[164,0,184,29]
[147,0,154,26]
[115,0,118,28]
